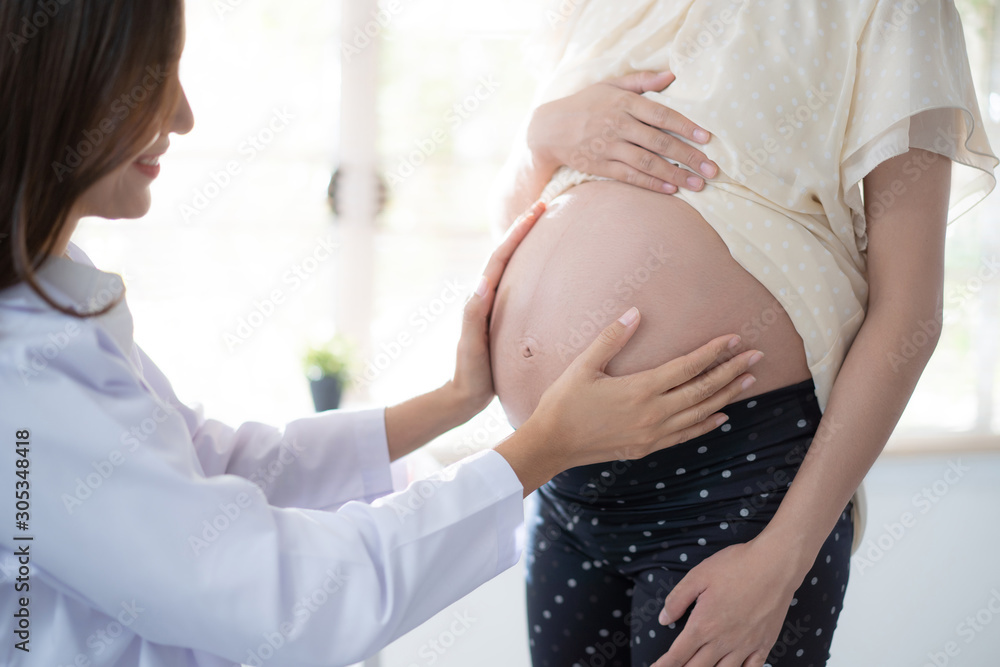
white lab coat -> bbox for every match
[0,244,525,666]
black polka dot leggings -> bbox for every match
[525,378,853,667]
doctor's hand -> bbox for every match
[450,200,546,415]
[527,71,719,196]
[384,201,545,462]
[494,313,763,495]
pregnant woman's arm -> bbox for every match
[653,147,952,667]
[492,71,718,232]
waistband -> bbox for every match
[544,377,822,506]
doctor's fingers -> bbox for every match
[642,371,748,453]
[470,201,545,314]
[635,334,754,394]
[642,356,761,447]
[484,201,544,281]
[500,200,545,247]
[667,347,762,402]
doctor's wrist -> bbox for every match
[493,418,563,497]
[385,383,482,462]
[437,379,487,425]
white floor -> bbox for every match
[375,452,1000,667]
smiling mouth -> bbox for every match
[133,153,163,178]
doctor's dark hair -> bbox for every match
[0,0,185,317]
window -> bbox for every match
[74,0,343,427]
[73,0,999,456]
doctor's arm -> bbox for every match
[493,71,717,232]
[652,147,951,667]
[168,202,742,513]
[11,295,761,667]
[381,203,546,462]
[177,204,546,508]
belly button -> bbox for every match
[519,336,539,359]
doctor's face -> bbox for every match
[73,85,195,222]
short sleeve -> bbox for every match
[841,0,998,251]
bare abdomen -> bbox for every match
[489,180,811,427]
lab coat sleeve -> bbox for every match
[133,344,394,509]
[1,328,525,666]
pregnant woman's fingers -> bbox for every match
[608,70,712,152]
[627,91,712,149]
[612,122,717,190]
[607,70,676,95]
[603,159,680,196]
[605,145,697,194]
[654,644,720,667]
[626,95,719,184]
[528,72,718,198]
[740,651,769,667]
[653,540,794,667]
[715,652,751,667]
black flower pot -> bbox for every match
[309,375,344,412]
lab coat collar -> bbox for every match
[0,242,136,359]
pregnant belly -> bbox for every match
[489,180,811,428]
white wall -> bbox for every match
[377,453,1000,667]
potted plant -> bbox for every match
[303,335,357,412]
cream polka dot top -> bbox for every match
[533,0,998,413]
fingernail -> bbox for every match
[686,175,703,189]
[700,161,717,177]
[618,307,639,326]
[742,375,757,390]
[728,335,741,349]
[662,182,678,194]
[693,128,710,143]
[748,351,764,367]
[475,275,488,297]
[659,610,670,625]
[716,414,729,427]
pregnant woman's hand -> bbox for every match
[652,537,803,667]
[495,312,762,494]
[527,71,719,195]
[449,201,547,416]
